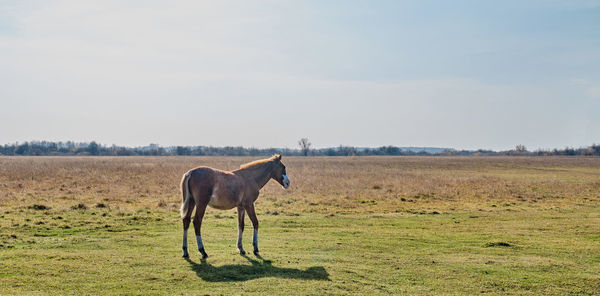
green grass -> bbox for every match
[1,206,599,295]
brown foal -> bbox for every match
[180,154,290,258]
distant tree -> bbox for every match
[15,143,29,155]
[563,146,576,156]
[88,141,99,156]
[298,138,312,156]
[379,146,401,155]
[337,145,355,156]
[176,146,191,155]
[515,144,527,153]
[324,148,336,156]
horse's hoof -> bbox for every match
[239,250,246,255]
[182,254,189,258]
[253,250,260,256]
[199,248,208,259]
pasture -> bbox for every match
[0,156,599,295]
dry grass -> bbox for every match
[1,156,598,214]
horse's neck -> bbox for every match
[239,163,272,189]
[255,169,272,189]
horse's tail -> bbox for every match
[180,171,195,219]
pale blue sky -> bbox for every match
[1,1,599,150]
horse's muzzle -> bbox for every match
[282,174,290,189]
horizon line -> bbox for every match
[2,140,599,153]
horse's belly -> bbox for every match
[208,201,233,210]
[208,193,237,210]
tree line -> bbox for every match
[0,141,599,156]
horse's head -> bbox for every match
[271,154,290,189]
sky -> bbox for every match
[0,0,599,151]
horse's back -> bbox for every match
[187,166,244,209]
[188,166,238,183]
[188,166,217,179]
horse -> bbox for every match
[180,154,290,258]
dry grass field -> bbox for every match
[0,156,599,295]
[2,156,598,214]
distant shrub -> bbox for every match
[28,204,50,210]
[485,242,511,247]
[71,203,88,210]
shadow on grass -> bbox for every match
[185,255,329,282]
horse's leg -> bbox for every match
[237,206,246,255]
[182,214,192,258]
[246,204,260,255]
[193,202,209,259]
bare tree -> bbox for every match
[515,144,527,153]
[298,138,312,156]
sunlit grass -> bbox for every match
[0,156,599,294]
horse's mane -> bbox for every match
[239,154,281,170]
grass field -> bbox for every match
[0,156,599,295]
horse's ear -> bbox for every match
[273,154,282,161]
